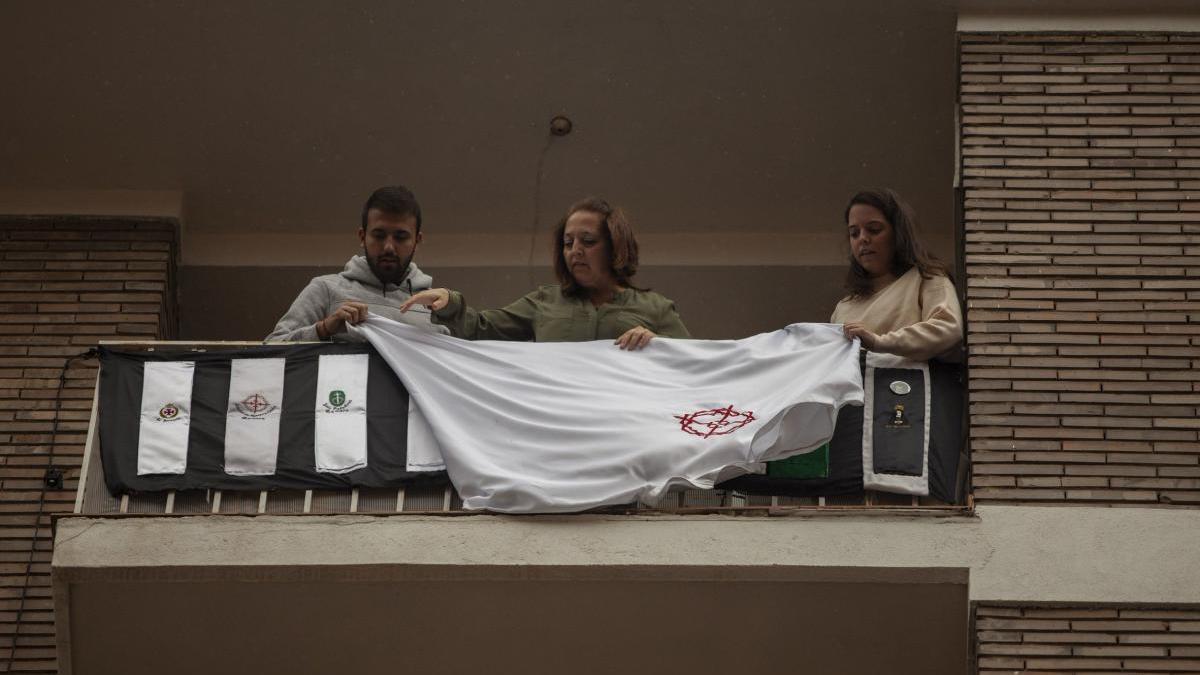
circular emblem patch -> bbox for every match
[675,405,756,439]
[322,389,351,413]
[234,392,277,418]
[158,403,179,420]
[889,381,911,395]
[240,393,270,414]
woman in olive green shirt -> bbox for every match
[399,197,689,350]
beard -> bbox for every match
[365,249,414,286]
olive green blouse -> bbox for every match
[432,285,690,342]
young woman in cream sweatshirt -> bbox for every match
[832,189,963,363]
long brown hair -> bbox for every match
[551,197,643,297]
[843,188,949,299]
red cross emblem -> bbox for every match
[675,405,756,438]
[234,393,276,417]
[241,393,270,414]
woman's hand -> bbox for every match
[615,326,656,351]
[399,288,451,313]
[842,322,879,350]
[317,301,369,337]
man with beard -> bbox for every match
[265,185,449,341]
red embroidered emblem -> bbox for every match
[675,405,756,438]
[234,393,277,417]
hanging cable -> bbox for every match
[526,133,556,289]
[3,347,96,672]
[526,114,574,288]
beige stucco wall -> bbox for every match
[958,0,1200,31]
[51,504,1200,672]
[53,505,1200,606]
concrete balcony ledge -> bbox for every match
[53,504,1199,606]
[50,504,1200,675]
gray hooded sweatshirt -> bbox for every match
[265,256,448,342]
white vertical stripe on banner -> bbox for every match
[224,358,287,476]
[137,361,196,475]
[314,353,369,473]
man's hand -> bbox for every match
[317,301,369,338]
[399,288,451,313]
[614,326,656,351]
[842,322,878,350]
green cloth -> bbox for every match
[433,285,690,342]
[766,443,829,479]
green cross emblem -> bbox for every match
[328,390,346,407]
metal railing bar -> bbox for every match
[74,379,103,515]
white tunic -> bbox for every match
[354,316,864,513]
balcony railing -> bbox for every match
[75,341,968,517]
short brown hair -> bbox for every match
[551,197,642,297]
[361,184,422,233]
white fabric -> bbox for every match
[223,358,286,476]
[137,361,196,475]
[314,353,369,473]
[862,352,930,496]
[406,397,446,471]
[354,316,864,513]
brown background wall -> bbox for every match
[0,220,177,672]
[180,264,848,340]
[0,1,961,344]
[64,578,968,675]
[0,2,958,250]
[962,32,1200,507]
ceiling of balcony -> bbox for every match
[0,0,961,266]
[4,0,1194,269]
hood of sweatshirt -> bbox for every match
[339,255,434,294]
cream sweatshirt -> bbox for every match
[830,266,963,362]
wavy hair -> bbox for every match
[552,197,643,297]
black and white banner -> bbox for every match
[720,355,964,503]
[99,343,444,493]
[862,352,930,495]
[99,330,962,506]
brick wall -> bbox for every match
[0,219,177,673]
[976,604,1200,673]
[961,33,1200,506]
